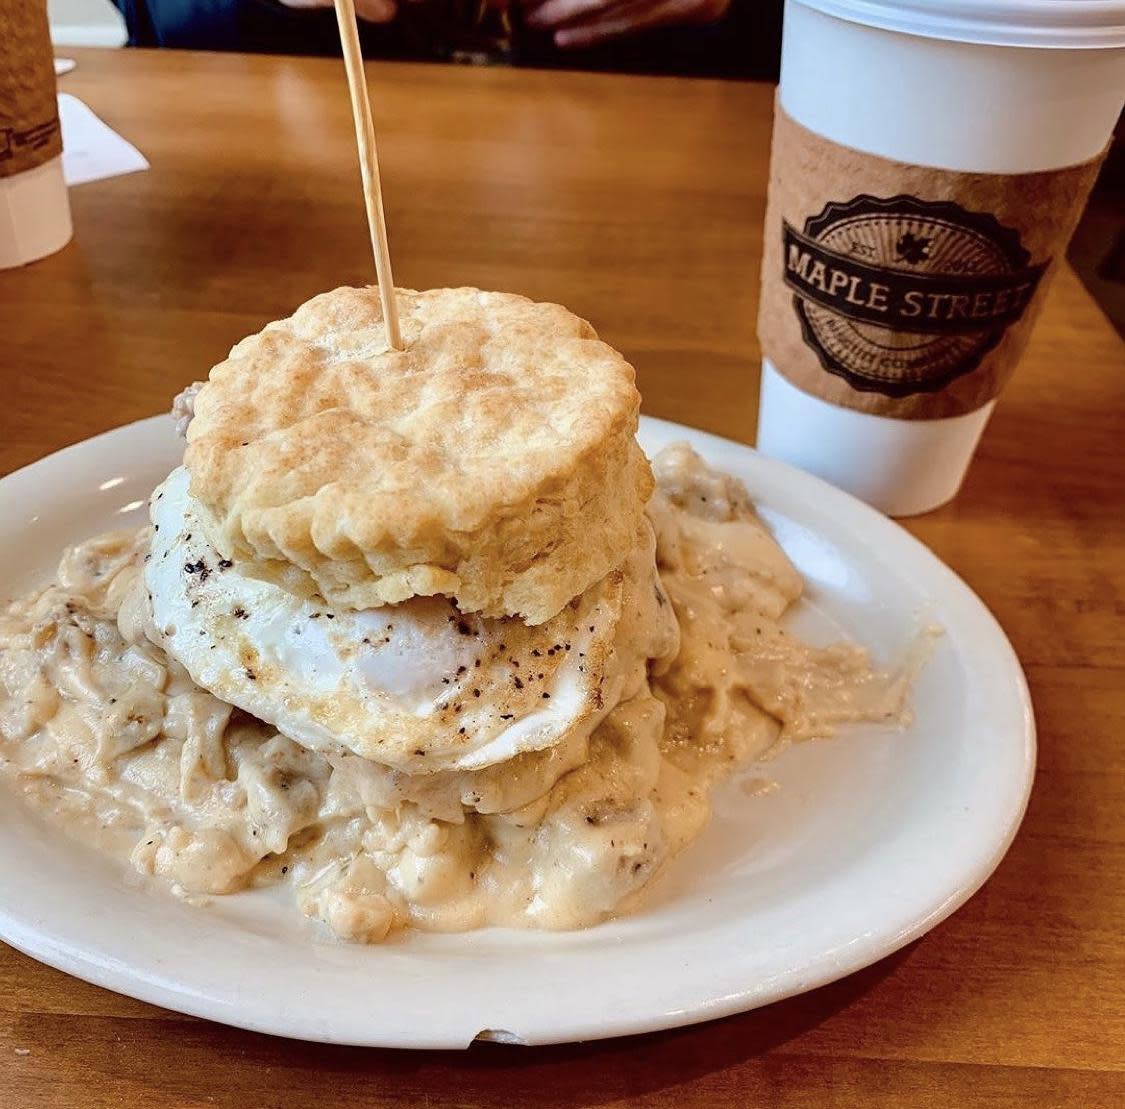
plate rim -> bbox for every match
[0,413,1036,1048]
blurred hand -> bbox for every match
[522,0,730,48]
[277,0,399,24]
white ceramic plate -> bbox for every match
[0,415,1035,1049]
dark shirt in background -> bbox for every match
[111,0,782,79]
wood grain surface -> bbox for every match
[1,47,1123,1109]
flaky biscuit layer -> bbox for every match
[184,287,651,623]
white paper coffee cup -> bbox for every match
[0,155,72,269]
[756,0,1125,516]
[0,2,73,269]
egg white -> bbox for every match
[145,467,676,772]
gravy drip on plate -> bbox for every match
[0,448,917,942]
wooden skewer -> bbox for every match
[333,0,403,350]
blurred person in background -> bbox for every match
[111,0,781,77]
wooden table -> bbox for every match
[2,46,1123,1108]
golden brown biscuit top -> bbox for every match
[183,287,644,610]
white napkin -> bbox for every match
[59,93,149,186]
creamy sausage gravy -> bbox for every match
[0,446,917,942]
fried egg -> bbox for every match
[144,467,677,773]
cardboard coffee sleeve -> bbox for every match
[758,105,1105,420]
[0,1,62,180]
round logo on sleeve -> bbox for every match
[781,195,1048,397]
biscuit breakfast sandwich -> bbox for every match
[0,282,901,942]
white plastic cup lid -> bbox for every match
[791,0,1125,48]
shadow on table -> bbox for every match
[5,934,922,1108]
[115,945,915,1106]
